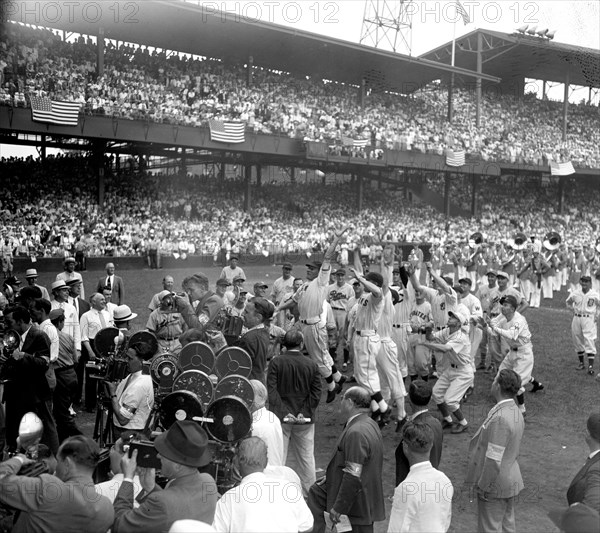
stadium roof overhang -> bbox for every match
[7,0,500,92]
[420,29,600,88]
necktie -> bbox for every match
[72,298,78,314]
[99,311,107,329]
[106,277,112,291]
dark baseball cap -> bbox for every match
[500,295,518,309]
[306,262,322,270]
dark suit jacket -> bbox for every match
[0,458,114,533]
[267,350,322,421]
[395,410,443,485]
[112,471,218,533]
[325,413,385,525]
[72,297,90,320]
[238,327,270,383]
[3,324,51,405]
[567,452,600,513]
[97,275,125,305]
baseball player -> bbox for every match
[326,268,354,369]
[390,265,414,383]
[457,278,484,372]
[565,275,599,375]
[520,244,549,308]
[277,228,348,403]
[486,271,528,374]
[376,253,408,430]
[409,262,458,377]
[475,270,498,370]
[349,266,391,424]
[420,308,472,434]
[407,289,433,382]
[270,262,295,328]
[484,295,544,414]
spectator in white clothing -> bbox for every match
[249,380,284,467]
[212,437,313,533]
[388,421,453,533]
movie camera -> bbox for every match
[132,341,255,493]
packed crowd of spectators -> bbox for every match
[1,23,599,168]
[1,154,600,259]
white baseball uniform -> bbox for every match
[352,291,383,395]
[566,288,599,355]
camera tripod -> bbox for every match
[93,385,117,448]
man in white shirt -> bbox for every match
[50,280,81,358]
[249,380,284,467]
[81,293,114,360]
[148,275,175,311]
[56,257,85,300]
[105,342,155,434]
[219,256,245,283]
[388,421,453,533]
[212,436,313,533]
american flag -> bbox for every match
[455,0,471,25]
[446,148,466,167]
[550,161,575,176]
[209,120,245,143]
[30,96,81,126]
[342,135,369,148]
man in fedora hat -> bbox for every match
[56,257,85,300]
[113,420,218,532]
[25,268,50,300]
[50,280,81,365]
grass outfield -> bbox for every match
[29,263,600,533]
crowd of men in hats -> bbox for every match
[0,229,598,533]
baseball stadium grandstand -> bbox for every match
[1,3,600,533]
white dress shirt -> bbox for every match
[113,371,154,430]
[50,300,81,351]
[80,308,113,342]
[212,471,313,533]
[251,407,285,467]
[39,319,59,362]
[388,461,453,533]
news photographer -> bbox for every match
[112,420,218,533]
[0,435,114,532]
[104,342,155,435]
[2,306,59,455]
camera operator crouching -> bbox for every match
[104,342,155,437]
[112,420,218,532]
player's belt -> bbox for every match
[158,336,178,341]
[435,326,445,331]
[575,313,591,318]
[332,308,346,312]
[55,365,75,372]
[356,330,376,337]
[393,323,410,328]
[450,363,468,369]
[300,317,320,325]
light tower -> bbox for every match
[360,0,415,55]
